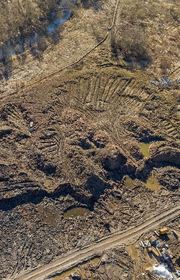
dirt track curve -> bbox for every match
[13,205,180,280]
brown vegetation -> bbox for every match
[0,0,179,279]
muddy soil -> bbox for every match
[0,0,179,279]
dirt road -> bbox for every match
[14,205,180,280]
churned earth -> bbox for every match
[0,0,179,279]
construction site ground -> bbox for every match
[0,0,179,279]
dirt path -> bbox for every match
[14,205,180,280]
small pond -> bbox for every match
[63,207,90,218]
[145,174,161,191]
[139,140,162,158]
[139,142,152,158]
[123,176,135,188]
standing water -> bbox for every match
[145,173,161,191]
[63,207,90,218]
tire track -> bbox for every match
[14,205,180,280]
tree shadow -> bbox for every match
[0,0,104,81]
[0,6,72,81]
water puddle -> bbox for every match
[139,142,152,158]
[89,257,101,266]
[145,173,161,191]
[123,176,135,188]
[139,141,161,158]
[63,207,90,218]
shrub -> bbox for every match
[111,23,151,68]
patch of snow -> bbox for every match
[152,264,175,280]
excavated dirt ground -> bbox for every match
[49,219,179,280]
[0,0,179,279]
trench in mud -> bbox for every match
[0,184,94,212]
[1,147,176,213]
